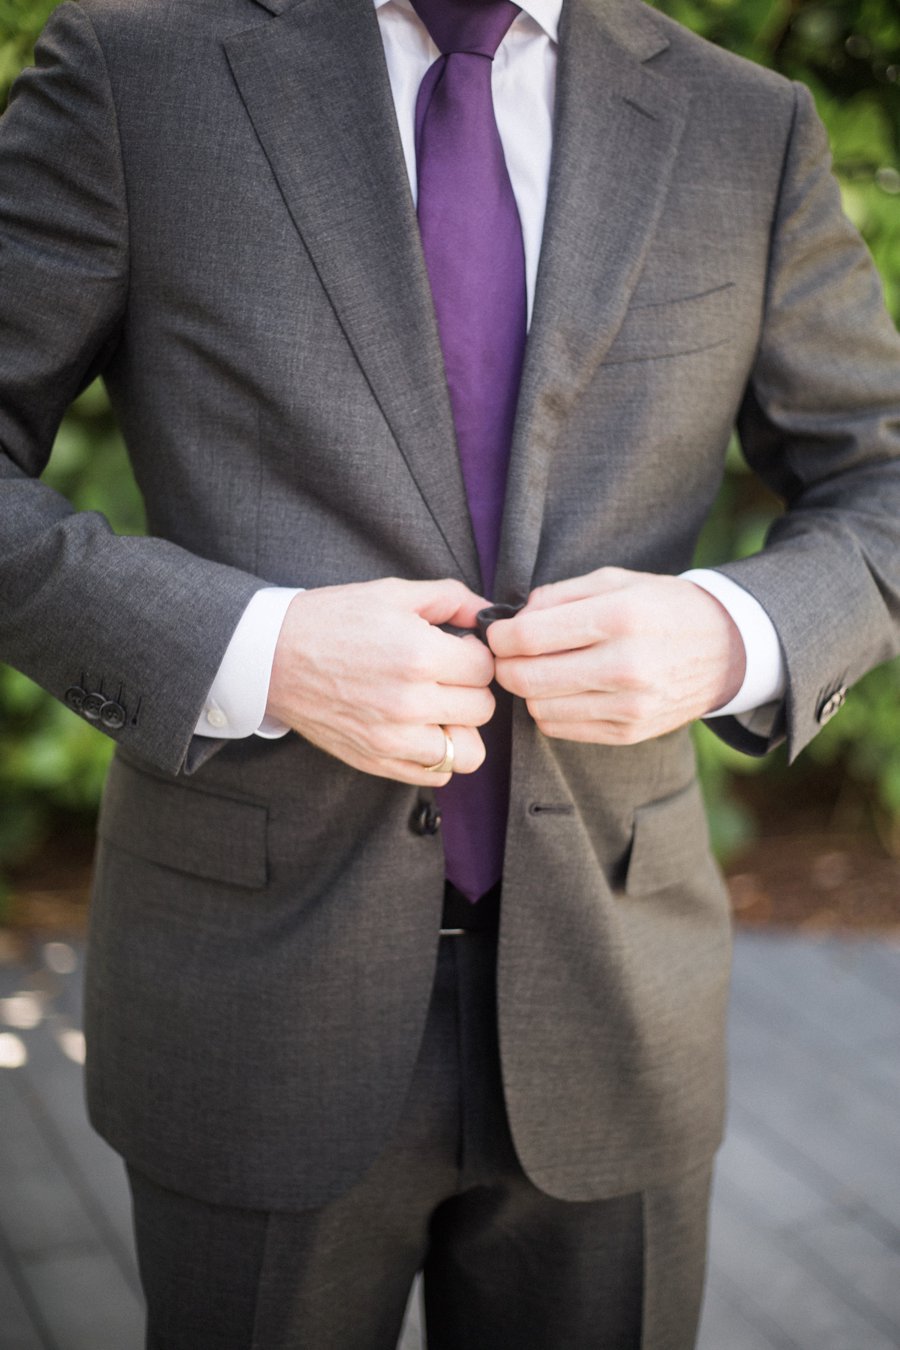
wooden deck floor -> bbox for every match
[0,928,898,1350]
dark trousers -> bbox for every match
[127,932,713,1349]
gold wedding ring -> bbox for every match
[424,727,455,774]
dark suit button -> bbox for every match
[100,699,126,730]
[817,686,847,725]
[410,799,442,836]
[81,691,105,721]
[64,685,86,712]
[476,603,523,643]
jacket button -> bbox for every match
[476,602,523,643]
[817,686,847,724]
[410,799,442,836]
[81,691,105,721]
[100,699,126,730]
[64,685,86,712]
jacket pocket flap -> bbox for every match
[97,757,268,889]
[625,778,709,897]
[604,282,736,366]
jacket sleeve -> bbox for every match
[0,2,266,776]
[707,80,900,761]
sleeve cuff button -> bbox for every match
[817,686,847,724]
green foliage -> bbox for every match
[654,0,900,855]
[0,0,899,891]
[0,0,59,99]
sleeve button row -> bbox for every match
[64,685,126,730]
[816,686,847,725]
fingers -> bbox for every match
[488,568,750,747]
[488,599,603,660]
[422,627,495,687]
[434,724,486,775]
[399,724,487,782]
[359,690,494,755]
[317,722,487,786]
[494,641,632,702]
[486,568,642,659]
[400,577,490,631]
[423,683,495,728]
[525,690,644,724]
[517,567,636,612]
[268,577,500,786]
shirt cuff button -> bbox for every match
[206,707,229,730]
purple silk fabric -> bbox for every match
[411,0,526,901]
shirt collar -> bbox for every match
[373,0,562,44]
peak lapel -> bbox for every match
[224,0,481,589]
[494,0,691,604]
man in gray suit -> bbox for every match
[2,0,899,1345]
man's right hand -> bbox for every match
[266,578,496,785]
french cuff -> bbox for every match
[195,587,303,739]
[680,568,787,717]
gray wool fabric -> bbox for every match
[1,0,899,1228]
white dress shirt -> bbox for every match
[196,0,785,739]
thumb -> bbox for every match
[404,578,489,629]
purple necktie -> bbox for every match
[411,0,527,902]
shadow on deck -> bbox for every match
[1,930,898,1350]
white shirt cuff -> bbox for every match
[680,569,786,717]
[195,588,302,740]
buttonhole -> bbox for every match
[623,96,658,121]
[528,802,574,817]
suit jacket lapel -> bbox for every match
[494,0,691,605]
[224,0,482,589]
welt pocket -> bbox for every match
[623,778,710,897]
[604,282,737,367]
[97,756,268,889]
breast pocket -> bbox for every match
[603,281,737,367]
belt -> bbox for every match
[440,878,501,935]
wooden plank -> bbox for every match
[725,949,900,1235]
[697,1279,784,1350]
[0,1070,101,1260]
[16,1027,139,1284]
[0,1055,143,1348]
[715,1166,900,1346]
[714,1124,835,1231]
[857,1048,900,1105]
[730,935,900,1066]
[0,1246,47,1350]
[709,1191,899,1350]
[790,1211,900,1333]
[22,1249,144,1350]
[726,1049,900,1233]
[0,946,139,1283]
[842,941,900,1006]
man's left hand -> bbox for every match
[488,568,746,745]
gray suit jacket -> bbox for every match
[2,0,899,1209]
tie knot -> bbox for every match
[409,0,521,59]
